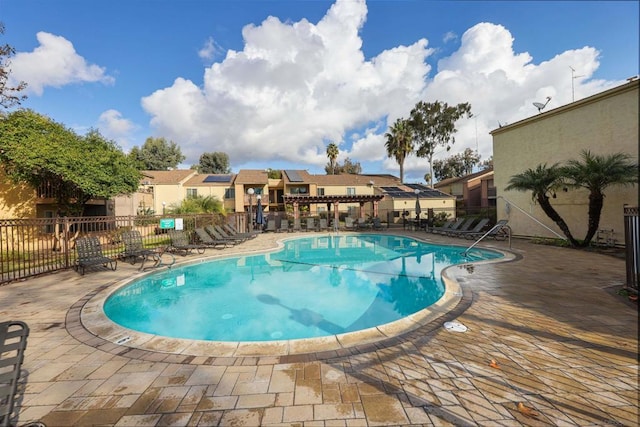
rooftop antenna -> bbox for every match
[570,66,584,102]
[533,96,551,113]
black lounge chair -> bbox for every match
[168,230,207,255]
[195,228,232,249]
[431,218,462,235]
[372,217,383,230]
[75,236,117,275]
[205,225,241,245]
[291,218,302,232]
[213,225,246,243]
[265,219,277,232]
[120,230,158,264]
[305,217,317,231]
[223,223,258,239]
[277,220,290,233]
[318,218,328,231]
[445,217,476,237]
[1,320,29,427]
[449,218,490,238]
[463,219,510,241]
[344,217,357,231]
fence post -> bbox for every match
[63,217,70,269]
[624,206,639,292]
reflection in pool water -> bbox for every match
[104,234,501,342]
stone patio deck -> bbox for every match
[1,230,637,426]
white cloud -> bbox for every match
[141,1,618,182]
[10,32,114,96]
[198,37,224,62]
[97,109,137,149]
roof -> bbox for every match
[233,170,269,185]
[434,168,493,188]
[184,174,236,186]
[141,170,197,185]
[282,194,385,204]
[312,173,400,187]
[379,183,454,199]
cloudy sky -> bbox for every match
[3,0,638,182]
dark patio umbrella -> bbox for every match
[255,197,265,228]
[415,196,421,218]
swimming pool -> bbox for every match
[103,234,502,342]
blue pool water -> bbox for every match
[104,234,502,342]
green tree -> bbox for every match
[194,152,231,174]
[0,23,27,109]
[129,137,185,170]
[410,100,472,187]
[327,157,362,175]
[167,195,224,214]
[0,110,141,216]
[433,148,481,181]
[561,150,638,246]
[326,142,339,175]
[505,164,580,246]
[384,118,414,183]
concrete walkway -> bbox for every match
[1,230,637,426]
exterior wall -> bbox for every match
[0,170,37,219]
[493,80,638,243]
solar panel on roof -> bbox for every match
[203,175,232,183]
[284,170,304,182]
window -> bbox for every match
[187,188,198,198]
[347,187,356,196]
[317,188,325,196]
[224,188,235,199]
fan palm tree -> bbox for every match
[505,164,580,246]
[326,143,339,175]
[384,118,414,183]
[562,150,638,246]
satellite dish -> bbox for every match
[533,96,552,113]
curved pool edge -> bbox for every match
[78,235,517,359]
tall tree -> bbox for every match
[384,118,414,183]
[562,150,638,246]
[505,164,580,246]
[0,110,141,216]
[410,100,472,187]
[129,137,185,170]
[326,142,339,175]
[194,152,231,174]
[0,23,27,109]
[326,157,362,175]
[432,148,481,181]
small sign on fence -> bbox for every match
[159,218,175,229]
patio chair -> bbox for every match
[223,223,258,239]
[119,230,158,264]
[292,218,302,232]
[277,220,290,233]
[1,320,29,427]
[168,230,207,256]
[463,219,510,241]
[344,217,356,231]
[75,236,117,275]
[213,225,246,243]
[372,217,383,230]
[444,217,476,237]
[265,219,277,232]
[431,218,463,235]
[195,228,232,249]
[306,217,316,231]
[318,218,328,231]
[205,225,242,245]
[356,218,371,230]
[449,218,490,238]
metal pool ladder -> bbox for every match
[463,222,511,256]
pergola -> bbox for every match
[281,194,385,225]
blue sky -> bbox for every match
[2,0,638,182]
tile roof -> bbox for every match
[141,170,197,185]
[434,168,493,188]
[234,169,269,184]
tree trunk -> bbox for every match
[536,194,580,247]
[581,190,604,247]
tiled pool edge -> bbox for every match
[68,240,517,365]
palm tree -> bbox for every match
[505,164,580,246]
[562,150,638,246]
[326,143,339,175]
[384,118,414,183]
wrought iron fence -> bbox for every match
[623,206,639,292]
[0,213,233,284]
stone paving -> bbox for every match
[1,230,638,426]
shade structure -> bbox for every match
[255,198,265,227]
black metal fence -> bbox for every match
[624,206,639,292]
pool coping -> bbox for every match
[71,234,517,364]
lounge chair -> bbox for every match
[292,218,302,232]
[344,217,356,231]
[356,218,371,230]
[206,225,242,245]
[449,218,490,238]
[431,218,464,235]
[306,217,316,231]
[168,230,207,255]
[277,220,290,233]
[1,320,29,427]
[119,230,158,264]
[445,217,476,236]
[463,219,510,241]
[75,236,117,275]
[223,223,257,239]
[265,219,277,232]
[372,217,383,230]
[213,225,246,243]
[318,218,328,231]
[195,228,232,249]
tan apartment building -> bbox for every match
[492,79,638,244]
[434,168,496,214]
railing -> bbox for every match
[0,213,232,284]
[624,206,639,292]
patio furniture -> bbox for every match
[444,217,476,236]
[318,218,328,231]
[213,225,246,243]
[265,219,277,232]
[195,228,232,249]
[223,224,257,239]
[168,230,207,256]
[1,320,29,427]
[306,218,316,231]
[356,218,372,230]
[372,217,383,230]
[431,218,463,235]
[120,230,175,270]
[292,219,302,232]
[463,219,510,241]
[277,220,290,233]
[449,218,490,238]
[75,236,117,275]
[344,217,356,231]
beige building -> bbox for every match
[492,79,638,244]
